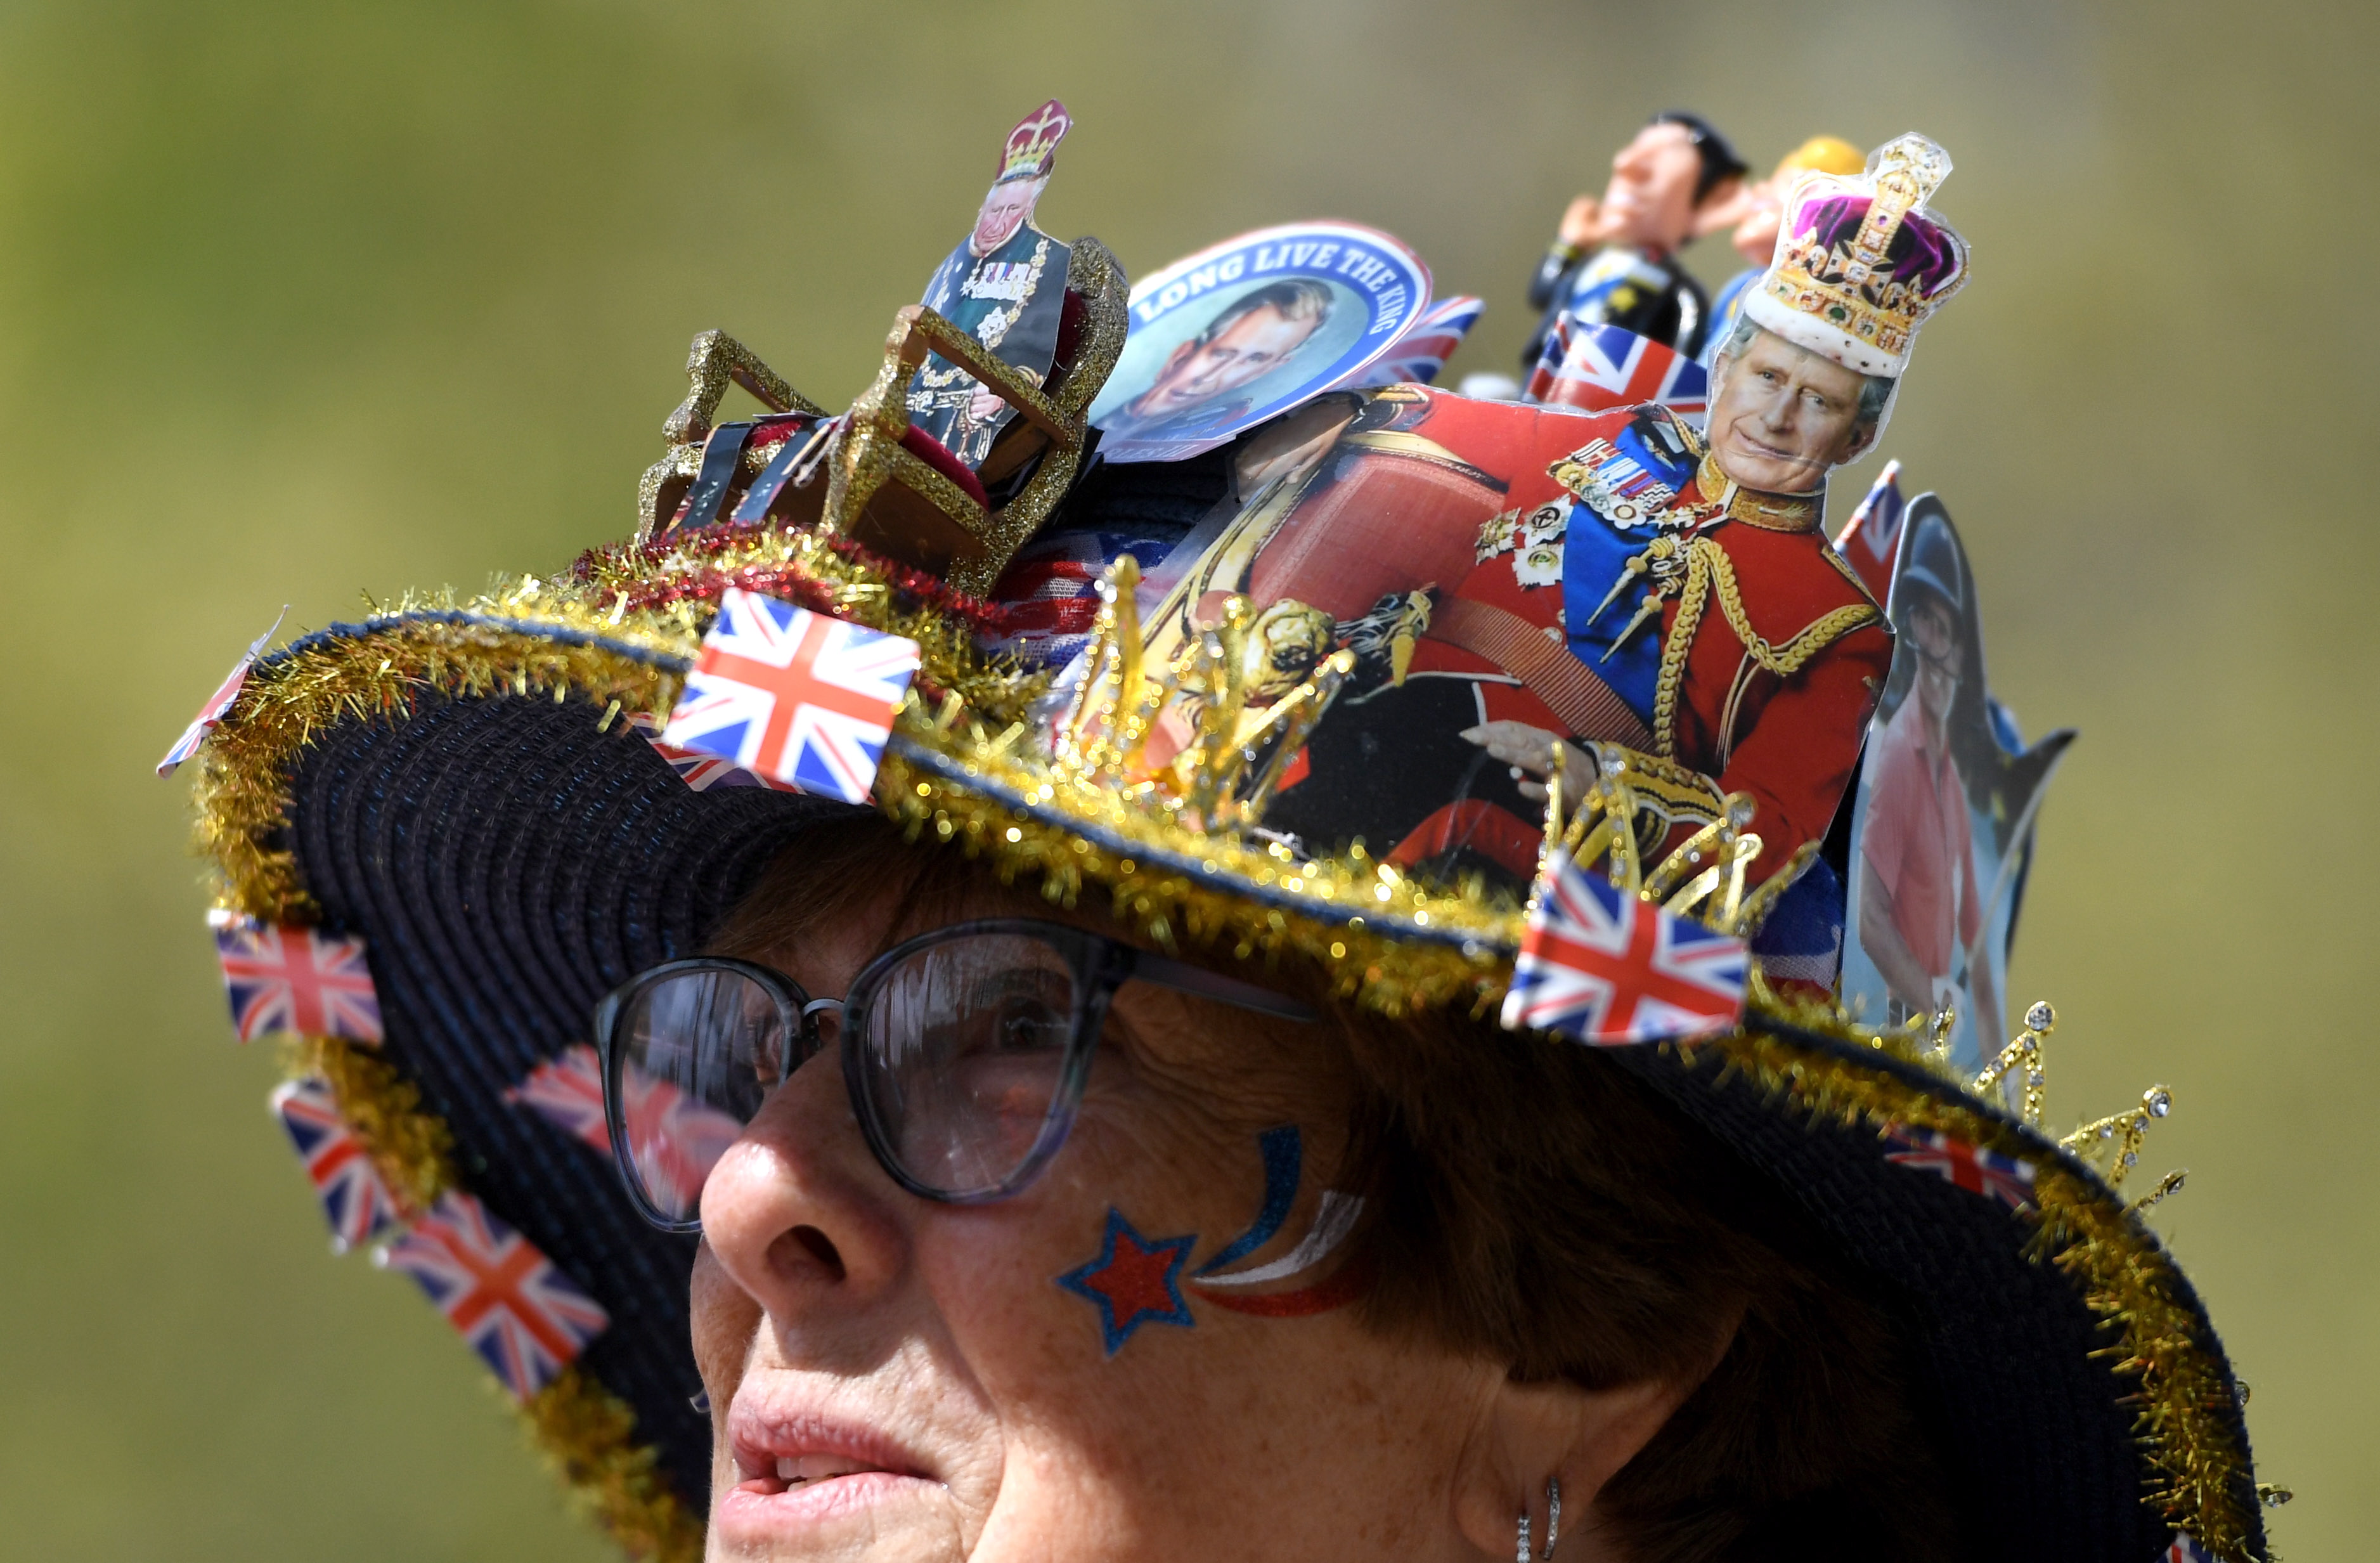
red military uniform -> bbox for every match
[1253,387,1889,885]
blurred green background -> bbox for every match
[1,0,2369,1555]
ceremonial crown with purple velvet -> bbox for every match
[1744,132,1971,378]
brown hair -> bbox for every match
[711,819,1967,1561]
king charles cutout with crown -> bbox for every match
[911,100,1075,467]
[1223,136,1972,901]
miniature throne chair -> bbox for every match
[638,237,1127,601]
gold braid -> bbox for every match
[1651,536,1883,758]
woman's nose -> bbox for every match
[698,1050,910,1322]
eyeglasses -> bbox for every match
[592,918,1317,1232]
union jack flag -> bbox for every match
[1525,319,1710,422]
[377,1190,610,1401]
[506,1044,743,1215]
[213,912,384,1043]
[661,590,921,803]
[1500,847,1748,1044]
[983,529,1177,670]
[1354,295,1484,387]
[2164,1535,2216,1562]
[1881,1125,2036,1212]
[622,710,784,793]
[269,1077,403,1252]
[157,608,287,776]
[1833,459,1905,602]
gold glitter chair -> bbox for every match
[637,237,1126,600]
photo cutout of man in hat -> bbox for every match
[910,100,1074,467]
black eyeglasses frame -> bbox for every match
[592,917,1316,1232]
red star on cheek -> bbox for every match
[1056,1209,1197,1356]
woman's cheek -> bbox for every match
[689,1243,761,1414]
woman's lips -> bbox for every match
[718,1402,941,1540]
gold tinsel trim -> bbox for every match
[1686,1021,2261,1562]
[195,528,1026,921]
[524,1368,707,1563]
[283,1035,455,1212]
[877,743,1513,1018]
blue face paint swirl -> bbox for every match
[1197,1125,1301,1276]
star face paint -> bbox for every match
[1189,1125,1369,1317]
[1056,1209,1196,1356]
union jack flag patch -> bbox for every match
[1526,319,1709,422]
[377,1190,610,1401]
[1500,847,1748,1044]
[1881,1126,2037,1213]
[1355,294,1484,387]
[622,710,786,793]
[1834,458,1906,602]
[270,1077,403,1252]
[2163,1535,2216,1562]
[661,590,921,804]
[507,1044,743,1216]
[212,912,383,1044]
[156,608,287,776]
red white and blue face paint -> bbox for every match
[1187,1125,1369,1317]
[1056,1127,1369,1355]
[1056,1209,1197,1356]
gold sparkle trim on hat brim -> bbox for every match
[1691,1011,2261,1561]
[277,1041,704,1560]
[182,535,2258,1561]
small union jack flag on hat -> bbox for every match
[213,912,383,1044]
[156,608,287,777]
[661,589,921,804]
[2163,1534,2216,1563]
[1354,294,1484,388]
[1501,847,1748,1044]
[1881,1125,2037,1213]
[622,710,785,793]
[270,1077,404,1253]
[507,1044,743,1215]
[1525,319,1710,422]
[1834,459,1906,602]
[377,1190,610,1401]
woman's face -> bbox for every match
[692,883,1501,1562]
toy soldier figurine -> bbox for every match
[1254,135,1970,893]
[1520,112,1748,372]
[912,100,1074,466]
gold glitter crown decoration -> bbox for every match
[1743,131,1972,378]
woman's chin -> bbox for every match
[713,1470,946,1553]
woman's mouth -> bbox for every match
[718,1406,943,1539]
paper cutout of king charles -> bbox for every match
[1136,135,1972,904]
[911,100,1074,467]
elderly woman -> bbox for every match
[171,129,2265,1562]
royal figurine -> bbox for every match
[1239,135,1971,898]
[911,100,1075,467]
[1520,112,1747,372]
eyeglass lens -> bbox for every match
[608,930,1090,1221]
[851,930,1083,1200]
[611,966,798,1224]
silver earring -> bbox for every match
[1542,1475,1562,1558]
[1515,1510,1531,1563]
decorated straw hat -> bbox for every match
[162,140,2268,1562]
